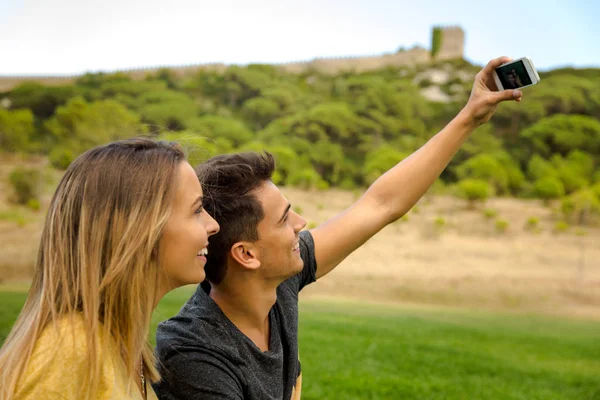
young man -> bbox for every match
[153,57,523,399]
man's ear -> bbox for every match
[230,242,261,271]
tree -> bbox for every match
[591,182,600,201]
[309,140,350,186]
[98,80,167,99]
[529,75,599,116]
[8,82,78,119]
[364,144,409,185]
[527,154,557,181]
[295,102,378,159]
[455,154,509,195]
[193,66,274,107]
[495,151,526,194]
[522,114,600,157]
[550,152,594,194]
[185,115,253,147]
[44,97,145,168]
[533,176,565,202]
[135,90,199,130]
[158,131,234,167]
[0,108,35,153]
[236,142,302,185]
[460,124,504,158]
[152,68,179,90]
[242,97,281,130]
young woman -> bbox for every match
[0,138,220,399]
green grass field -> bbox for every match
[2,287,600,400]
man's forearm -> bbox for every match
[365,109,477,223]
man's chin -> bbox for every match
[283,258,304,279]
[294,259,304,273]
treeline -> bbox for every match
[1,60,600,223]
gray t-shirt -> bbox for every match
[153,230,317,399]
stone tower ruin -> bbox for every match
[434,26,465,60]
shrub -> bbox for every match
[8,167,43,205]
[556,164,589,194]
[495,219,509,233]
[527,154,556,181]
[0,108,35,153]
[554,220,569,233]
[457,179,491,208]
[27,198,41,211]
[0,210,28,226]
[560,189,600,225]
[49,146,76,170]
[455,154,509,195]
[591,182,600,201]
[287,168,327,190]
[533,176,565,201]
[431,27,442,58]
[483,208,498,219]
[525,216,539,230]
[434,216,446,229]
[418,78,433,88]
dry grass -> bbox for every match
[282,188,600,319]
[1,157,598,319]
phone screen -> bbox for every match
[496,60,532,89]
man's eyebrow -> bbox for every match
[278,203,291,224]
[191,196,204,209]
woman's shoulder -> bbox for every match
[31,314,92,363]
[14,315,126,399]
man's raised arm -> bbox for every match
[311,56,523,279]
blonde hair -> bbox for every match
[0,138,185,399]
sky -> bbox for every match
[0,0,598,75]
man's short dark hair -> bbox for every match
[195,151,275,284]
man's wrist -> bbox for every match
[455,105,482,132]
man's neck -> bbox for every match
[209,277,278,352]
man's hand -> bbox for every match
[461,56,523,127]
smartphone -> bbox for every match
[493,57,540,90]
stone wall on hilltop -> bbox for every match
[0,27,465,92]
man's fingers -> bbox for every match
[482,56,513,76]
[491,89,522,103]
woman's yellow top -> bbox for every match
[14,315,158,400]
